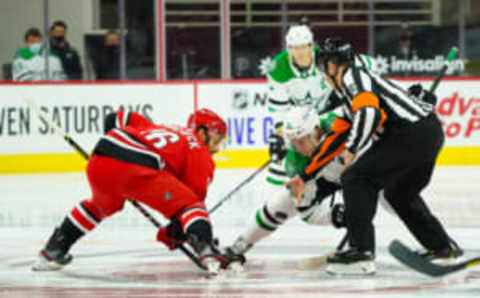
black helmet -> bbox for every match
[316,37,354,69]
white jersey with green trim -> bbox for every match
[262,48,377,122]
[262,51,376,187]
[261,46,332,119]
[12,47,66,82]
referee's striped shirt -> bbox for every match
[339,63,434,154]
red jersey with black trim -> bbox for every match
[95,110,215,200]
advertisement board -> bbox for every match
[0,84,193,173]
[1,79,479,173]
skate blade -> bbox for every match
[227,261,244,273]
[325,261,376,276]
[206,262,221,275]
[31,258,63,271]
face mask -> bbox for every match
[53,36,65,44]
[29,43,42,54]
[105,45,119,55]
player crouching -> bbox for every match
[32,108,244,274]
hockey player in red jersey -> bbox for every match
[33,108,242,273]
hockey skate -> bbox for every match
[326,248,376,275]
[199,244,246,275]
[32,228,74,271]
[414,239,464,265]
[225,236,251,260]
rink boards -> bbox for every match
[1,78,480,174]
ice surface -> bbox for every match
[1,167,479,297]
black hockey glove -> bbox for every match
[268,134,287,162]
[156,217,187,250]
[408,84,438,106]
[331,203,346,228]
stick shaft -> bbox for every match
[208,159,271,214]
[336,232,348,251]
[429,47,458,93]
[25,99,205,270]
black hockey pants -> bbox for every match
[341,113,451,253]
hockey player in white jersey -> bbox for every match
[261,25,376,195]
[227,107,348,257]
[227,25,376,258]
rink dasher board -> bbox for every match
[0,79,479,174]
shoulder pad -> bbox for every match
[268,50,295,83]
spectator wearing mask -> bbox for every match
[94,31,121,80]
[50,20,83,80]
[12,27,66,81]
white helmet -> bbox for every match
[286,25,313,47]
[284,107,319,142]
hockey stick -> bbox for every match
[336,232,349,250]
[389,240,480,277]
[24,98,205,271]
[298,231,349,270]
[429,47,458,93]
[208,159,271,214]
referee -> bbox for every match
[286,37,460,275]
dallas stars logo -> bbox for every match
[258,56,276,75]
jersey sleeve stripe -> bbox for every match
[341,68,355,91]
[352,67,365,92]
[346,109,365,152]
[112,129,148,149]
[263,205,281,225]
[303,138,346,179]
[115,112,121,129]
[95,135,162,170]
[347,107,382,153]
[303,129,348,179]
[357,107,379,150]
[359,69,373,91]
[382,79,429,116]
[123,111,131,127]
[351,92,380,113]
[371,73,427,119]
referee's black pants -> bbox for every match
[341,114,451,253]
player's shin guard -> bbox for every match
[32,200,102,271]
[229,203,289,257]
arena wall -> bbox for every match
[1,78,480,174]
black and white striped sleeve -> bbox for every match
[342,67,382,154]
[342,67,374,95]
[345,107,381,153]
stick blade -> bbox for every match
[298,255,329,270]
[388,240,459,277]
